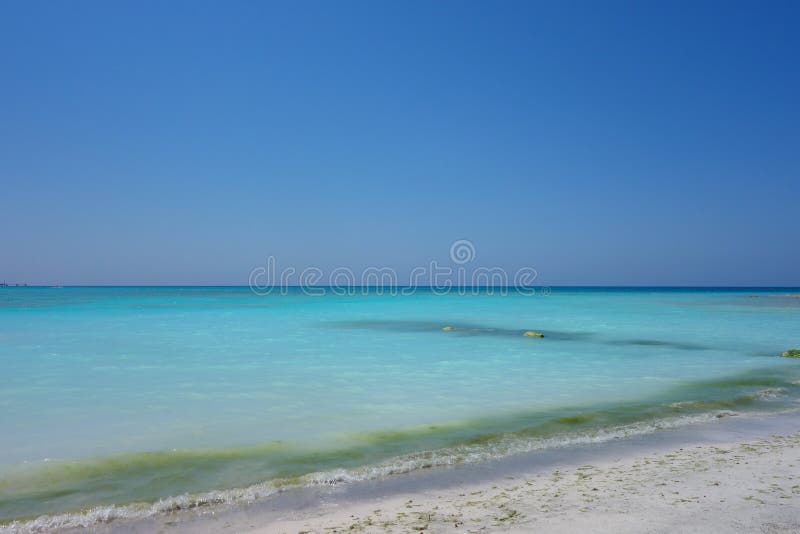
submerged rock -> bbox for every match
[523,330,544,338]
[782,349,800,358]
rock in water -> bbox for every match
[442,326,454,331]
[782,349,800,358]
[523,331,544,338]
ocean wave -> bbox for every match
[4,367,800,533]
[0,408,766,534]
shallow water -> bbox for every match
[1,287,799,526]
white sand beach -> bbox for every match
[257,430,800,533]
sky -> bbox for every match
[1,0,798,286]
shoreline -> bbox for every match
[70,409,800,534]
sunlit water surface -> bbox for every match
[1,287,799,526]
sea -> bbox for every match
[1,286,799,530]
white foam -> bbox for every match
[756,387,788,400]
[0,410,732,534]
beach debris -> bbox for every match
[523,331,544,338]
[781,349,800,358]
[442,326,454,331]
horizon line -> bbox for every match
[2,284,800,289]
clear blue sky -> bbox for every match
[1,1,798,286]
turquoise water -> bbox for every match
[1,287,799,527]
